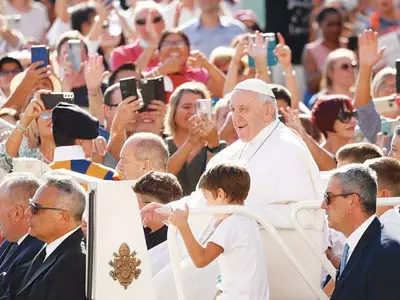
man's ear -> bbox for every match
[264,103,275,121]
[13,205,26,222]
[75,139,83,146]
[217,188,227,200]
[378,189,390,198]
[142,159,154,172]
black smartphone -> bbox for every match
[396,59,400,94]
[31,45,49,69]
[119,77,138,100]
[41,92,75,110]
[138,77,166,113]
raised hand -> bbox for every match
[93,136,107,157]
[198,114,219,147]
[358,29,386,69]
[84,54,109,91]
[22,62,51,91]
[20,89,50,127]
[274,32,292,70]
[279,107,307,139]
[187,50,208,69]
[248,31,267,63]
[146,9,161,46]
[187,115,205,148]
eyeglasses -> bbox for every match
[135,16,163,26]
[0,69,21,76]
[160,40,187,49]
[324,192,361,205]
[338,62,357,71]
[337,111,357,123]
[106,103,119,107]
[28,199,69,215]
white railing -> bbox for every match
[167,205,329,300]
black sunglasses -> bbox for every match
[28,200,68,215]
[324,192,361,205]
[337,111,357,124]
[0,69,21,76]
[135,16,163,26]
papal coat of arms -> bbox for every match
[109,243,142,289]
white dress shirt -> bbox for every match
[345,215,376,262]
[380,209,400,239]
[44,227,81,261]
[53,145,86,162]
[17,233,29,245]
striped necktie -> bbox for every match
[339,243,350,277]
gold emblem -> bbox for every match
[109,243,141,289]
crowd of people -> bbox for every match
[1,0,400,299]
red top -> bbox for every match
[110,39,159,71]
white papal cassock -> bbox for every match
[151,117,325,300]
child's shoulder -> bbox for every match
[218,214,258,231]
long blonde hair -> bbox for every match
[165,82,211,136]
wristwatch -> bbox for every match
[206,143,226,154]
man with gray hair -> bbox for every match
[322,164,400,300]
[118,132,169,180]
[0,173,44,296]
[9,172,87,300]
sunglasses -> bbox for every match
[28,199,68,215]
[338,62,357,71]
[0,69,21,76]
[135,16,163,26]
[323,192,361,205]
[337,111,357,124]
[160,40,187,49]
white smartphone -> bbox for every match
[68,39,82,72]
[373,96,398,115]
[196,99,212,120]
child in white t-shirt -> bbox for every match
[169,164,269,300]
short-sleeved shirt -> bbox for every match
[110,39,160,71]
[209,214,269,300]
[4,1,49,42]
[180,16,246,58]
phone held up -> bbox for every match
[68,39,82,72]
[196,99,212,120]
[40,93,75,110]
[247,32,277,68]
[31,45,49,69]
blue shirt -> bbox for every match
[180,16,246,58]
[98,125,110,141]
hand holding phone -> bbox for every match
[139,77,166,113]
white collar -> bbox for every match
[17,233,29,245]
[53,145,86,162]
[44,227,80,261]
[246,119,280,146]
[346,215,376,260]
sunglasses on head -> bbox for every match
[135,16,163,26]
[28,199,68,215]
[337,110,357,123]
[324,192,361,205]
[338,61,357,71]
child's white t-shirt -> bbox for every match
[208,214,269,300]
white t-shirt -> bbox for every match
[4,1,49,42]
[209,214,269,300]
[380,208,400,239]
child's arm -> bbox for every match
[169,204,224,268]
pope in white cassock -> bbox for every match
[147,79,324,300]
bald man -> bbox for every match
[117,132,169,180]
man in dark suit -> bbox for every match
[0,173,43,294]
[322,164,400,300]
[9,172,87,300]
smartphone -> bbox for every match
[381,119,400,136]
[249,33,277,67]
[41,92,75,110]
[68,40,82,72]
[31,45,49,69]
[396,59,400,94]
[373,96,398,115]
[278,114,285,124]
[1,14,21,26]
[196,99,212,120]
[119,77,138,100]
[139,77,166,113]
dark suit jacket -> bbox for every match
[13,228,87,300]
[0,236,43,294]
[332,217,400,300]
